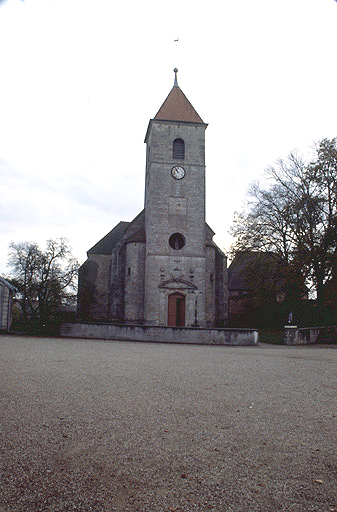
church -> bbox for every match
[78,70,228,328]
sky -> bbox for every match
[1,0,337,274]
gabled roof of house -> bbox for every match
[0,276,16,292]
[228,252,283,291]
[87,221,130,255]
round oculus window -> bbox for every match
[169,232,186,250]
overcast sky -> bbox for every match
[1,0,337,274]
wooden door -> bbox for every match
[167,293,185,327]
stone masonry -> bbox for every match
[77,70,228,327]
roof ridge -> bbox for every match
[87,221,130,255]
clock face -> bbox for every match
[171,166,185,180]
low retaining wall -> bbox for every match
[284,325,337,345]
[60,322,258,346]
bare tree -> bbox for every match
[8,238,79,323]
[230,138,337,308]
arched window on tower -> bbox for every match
[173,138,185,160]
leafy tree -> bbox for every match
[230,138,337,317]
[8,238,79,324]
[229,251,287,327]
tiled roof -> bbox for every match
[87,221,130,255]
[228,252,283,291]
[154,85,204,124]
[126,228,146,243]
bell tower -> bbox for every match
[144,69,208,327]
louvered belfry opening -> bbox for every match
[173,138,185,159]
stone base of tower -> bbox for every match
[60,322,258,346]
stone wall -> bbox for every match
[205,245,216,326]
[215,247,228,326]
[78,254,111,321]
[284,325,337,345]
[124,241,146,323]
[61,322,258,346]
[109,211,145,322]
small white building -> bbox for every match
[0,277,16,331]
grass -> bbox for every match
[258,328,284,344]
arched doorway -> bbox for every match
[167,293,186,327]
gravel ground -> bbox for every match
[0,335,336,512]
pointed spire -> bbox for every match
[173,68,178,87]
[153,69,204,124]
[144,70,206,141]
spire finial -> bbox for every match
[173,68,178,87]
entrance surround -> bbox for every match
[158,278,198,327]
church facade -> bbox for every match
[78,71,228,327]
